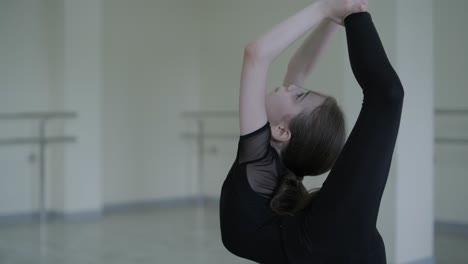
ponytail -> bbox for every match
[270,169,319,216]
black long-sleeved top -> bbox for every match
[220,12,404,264]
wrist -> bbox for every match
[315,0,332,20]
[316,0,345,25]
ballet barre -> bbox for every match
[0,111,77,223]
[434,108,468,145]
[179,107,468,203]
[180,111,238,206]
[434,108,468,116]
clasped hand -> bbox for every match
[319,0,368,25]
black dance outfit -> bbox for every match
[220,12,404,264]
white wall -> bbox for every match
[45,0,66,214]
[433,0,468,224]
[0,0,51,215]
[394,1,434,262]
[58,0,104,214]
[101,0,202,205]
[0,0,203,214]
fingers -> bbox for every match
[344,0,368,23]
[322,0,368,26]
[347,0,368,14]
[355,0,368,13]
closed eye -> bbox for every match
[296,91,311,101]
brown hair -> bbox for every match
[270,96,346,215]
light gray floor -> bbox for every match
[0,205,466,264]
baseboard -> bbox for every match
[50,210,103,222]
[0,196,220,224]
[0,210,102,224]
[404,256,436,264]
[435,220,468,236]
[0,211,38,225]
[103,195,219,213]
[389,256,435,264]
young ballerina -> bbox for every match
[220,0,404,263]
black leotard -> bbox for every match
[220,12,404,264]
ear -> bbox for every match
[270,123,291,142]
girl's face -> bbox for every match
[266,84,326,125]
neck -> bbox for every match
[270,140,283,157]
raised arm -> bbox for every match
[344,12,404,101]
[283,20,338,89]
[240,0,366,136]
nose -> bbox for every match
[285,84,301,92]
[285,85,293,92]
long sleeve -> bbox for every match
[344,12,404,102]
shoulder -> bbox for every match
[240,122,270,140]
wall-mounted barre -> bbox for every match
[435,108,468,116]
[434,108,468,145]
[0,111,77,120]
[180,133,238,140]
[0,136,76,146]
[180,111,238,119]
[435,138,468,145]
[181,111,237,206]
[0,111,78,224]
